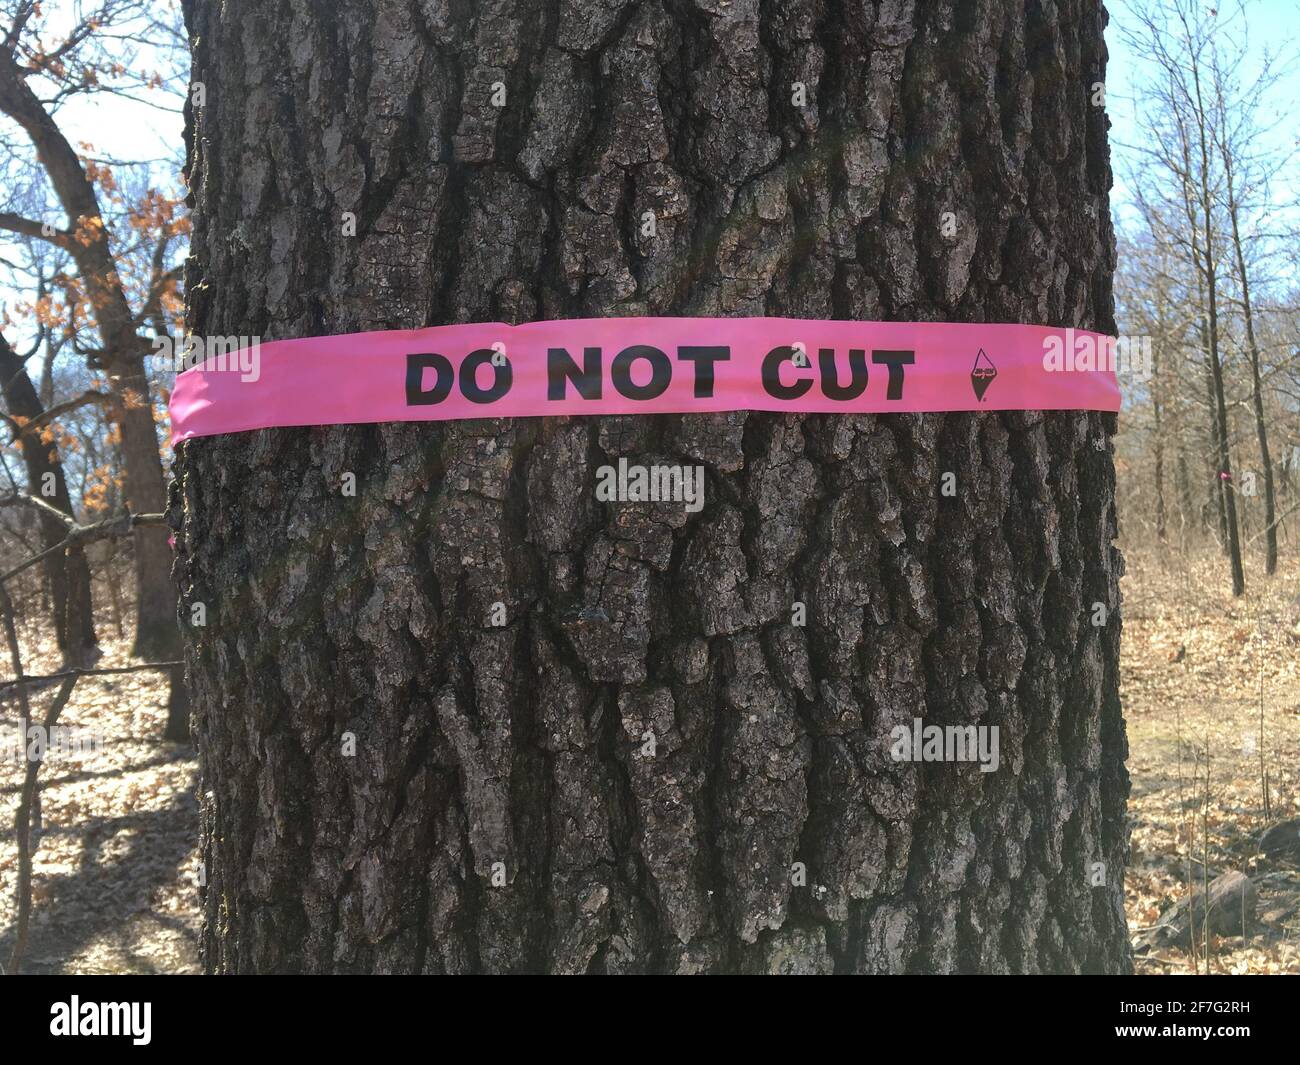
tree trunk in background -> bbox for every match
[1175,444,1193,537]
[1189,62,1244,596]
[0,335,98,665]
[178,0,1130,974]
[1194,300,1226,545]
[118,388,181,663]
[1223,184,1276,575]
[115,368,189,742]
[0,50,180,665]
[1151,343,1166,542]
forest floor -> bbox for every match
[1122,547,1300,975]
[0,547,1297,975]
[0,627,198,974]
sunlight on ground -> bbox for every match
[0,631,199,974]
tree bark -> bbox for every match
[178,0,1130,974]
[0,334,98,665]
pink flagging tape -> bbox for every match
[168,317,1122,442]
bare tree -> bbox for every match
[0,328,98,663]
[0,0,186,655]
[1209,35,1290,574]
[1124,0,1247,594]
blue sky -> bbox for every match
[1106,0,1300,233]
[54,1,1299,228]
[3,0,1298,337]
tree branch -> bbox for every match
[0,210,72,248]
[6,672,77,974]
[0,508,166,585]
[3,389,116,441]
[0,660,182,695]
[0,491,78,529]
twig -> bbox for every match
[0,661,183,695]
[1140,954,1184,968]
[1202,726,1212,974]
[1245,500,1299,544]
[7,674,77,975]
[0,492,78,528]
[0,509,166,585]
[2,390,115,441]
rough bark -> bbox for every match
[0,334,98,665]
[178,0,1130,974]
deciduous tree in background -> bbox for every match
[0,329,97,663]
[0,0,184,659]
[177,0,1130,973]
[1212,41,1281,576]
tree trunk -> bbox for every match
[178,0,1130,974]
[1189,59,1244,595]
[0,334,98,665]
[116,376,180,662]
[0,48,181,663]
[1175,442,1192,538]
[1194,293,1226,546]
[1222,170,1276,575]
[1151,340,1166,541]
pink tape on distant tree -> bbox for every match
[168,317,1122,442]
